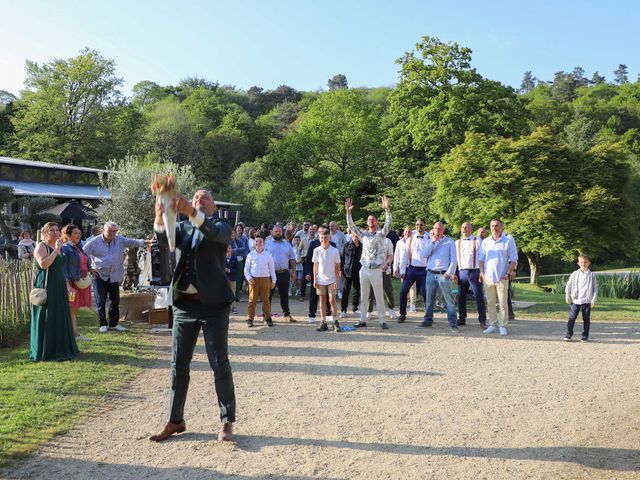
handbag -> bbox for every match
[74,272,92,289]
[30,267,49,306]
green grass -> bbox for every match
[0,310,158,466]
[514,283,640,322]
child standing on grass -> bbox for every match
[564,254,598,342]
[313,227,342,332]
[225,244,238,314]
[244,237,276,328]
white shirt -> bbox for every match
[401,232,429,269]
[312,244,341,285]
[244,250,276,283]
[393,238,409,276]
[479,234,518,283]
[455,235,482,270]
[330,230,346,254]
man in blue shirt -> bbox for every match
[265,225,297,322]
[83,222,148,333]
[415,222,459,333]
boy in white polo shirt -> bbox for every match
[312,227,342,332]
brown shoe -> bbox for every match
[218,422,234,442]
[285,315,296,323]
[149,421,186,442]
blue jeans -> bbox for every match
[399,266,427,315]
[567,303,591,338]
[457,269,486,324]
[424,272,457,327]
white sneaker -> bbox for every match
[483,325,497,334]
[499,327,508,336]
[111,324,127,332]
[365,312,371,320]
[99,326,108,333]
[354,309,361,314]
[338,312,347,319]
[387,309,397,319]
[408,304,417,313]
[75,335,91,342]
[307,316,316,323]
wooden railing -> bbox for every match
[0,260,34,347]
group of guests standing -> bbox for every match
[230,197,520,336]
[28,221,148,362]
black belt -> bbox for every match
[275,269,289,273]
[459,268,479,271]
[428,269,446,274]
[409,265,426,269]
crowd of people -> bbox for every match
[224,197,522,337]
[22,187,597,445]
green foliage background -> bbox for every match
[1,37,639,279]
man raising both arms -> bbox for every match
[345,196,392,330]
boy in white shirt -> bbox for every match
[564,254,598,342]
[312,227,342,332]
[244,237,276,327]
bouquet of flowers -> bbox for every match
[152,174,177,252]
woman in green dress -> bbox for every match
[30,222,79,361]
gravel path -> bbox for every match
[4,298,640,480]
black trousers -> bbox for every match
[341,272,361,312]
[169,299,235,424]
[269,270,291,316]
[93,276,120,327]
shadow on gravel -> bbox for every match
[190,359,442,377]
[2,459,345,480]
[233,435,640,472]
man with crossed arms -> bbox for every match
[455,222,486,328]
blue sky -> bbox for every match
[1,0,638,97]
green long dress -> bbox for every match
[29,245,79,361]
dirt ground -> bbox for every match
[3,295,640,480]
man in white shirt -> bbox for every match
[479,218,518,336]
[398,219,429,322]
[244,237,277,327]
[455,222,486,328]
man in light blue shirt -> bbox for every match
[415,222,459,333]
[265,225,297,322]
[479,218,518,336]
[84,221,147,333]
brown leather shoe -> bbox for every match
[285,315,296,323]
[149,421,186,442]
[218,422,234,442]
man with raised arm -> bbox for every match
[345,196,392,330]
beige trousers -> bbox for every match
[484,278,509,327]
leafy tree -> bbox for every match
[0,102,17,154]
[328,74,348,91]
[551,71,578,103]
[0,90,17,105]
[18,197,60,230]
[261,89,387,220]
[97,155,197,238]
[141,97,202,166]
[131,80,171,110]
[564,110,598,151]
[591,71,606,85]
[519,71,537,94]
[11,48,125,167]
[614,64,629,85]
[571,66,589,87]
[429,128,637,283]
